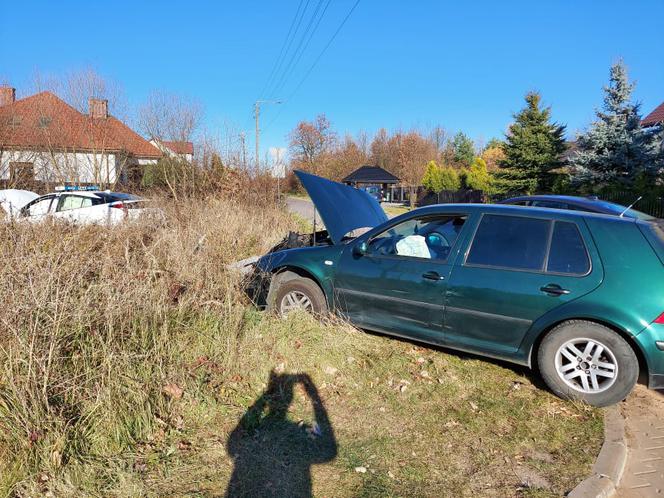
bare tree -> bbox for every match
[138,90,203,142]
[288,114,336,175]
[396,131,435,208]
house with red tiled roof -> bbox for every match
[642,102,664,128]
[149,138,194,163]
[0,86,162,189]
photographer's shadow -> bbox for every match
[225,370,337,498]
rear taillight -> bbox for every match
[654,312,664,324]
[111,202,124,209]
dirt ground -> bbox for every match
[617,385,664,497]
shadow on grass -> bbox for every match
[225,370,337,498]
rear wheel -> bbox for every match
[269,274,327,317]
[537,320,638,407]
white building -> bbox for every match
[0,86,162,189]
[150,139,194,163]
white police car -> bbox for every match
[2,186,160,226]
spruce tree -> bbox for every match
[451,132,475,166]
[498,92,566,193]
[570,61,663,190]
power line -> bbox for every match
[260,0,311,100]
[263,0,362,133]
[287,0,361,102]
[268,0,330,99]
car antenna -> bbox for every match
[619,196,643,217]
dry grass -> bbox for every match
[0,196,603,497]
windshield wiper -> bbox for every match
[619,196,643,217]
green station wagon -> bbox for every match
[250,172,664,407]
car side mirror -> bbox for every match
[353,241,368,257]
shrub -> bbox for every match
[0,196,296,494]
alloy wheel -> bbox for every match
[555,338,618,393]
[279,290,314,315]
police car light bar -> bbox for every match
[55,185,101,192]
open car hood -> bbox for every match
[0,189,38,217]
[295,170,388,244]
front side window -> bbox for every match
[368,215,467,261]
[466,214,550,271]
[546,221,590,274]
[26,197,54,216]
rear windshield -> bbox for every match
[638,221,664,264]
[95,192,141,203]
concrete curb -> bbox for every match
[568,405,627,498]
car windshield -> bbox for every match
[592,200,654,220]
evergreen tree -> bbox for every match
[461,157,493,192]
[570,61,663,190]
[422,161,444,194]
[439,164,461,191]
[498,92,566,193]
[422,160,461,201]
[452,132,475,166]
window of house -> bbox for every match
[368,215,467,261]
[38,116,52,128]
[6,116,21,128]
[546,221,590,274]
[466,214,551,271]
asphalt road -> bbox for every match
[286,196,322,227]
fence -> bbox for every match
[416,189,485,207]
[415,188,664,218]
[597,191,664,219]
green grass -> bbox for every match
[0,199,604,497]
[383,204,412,217]
[114,313,601,498]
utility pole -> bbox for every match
[254,102,259,171]
[254,99,282,171]
[240,132,247,169]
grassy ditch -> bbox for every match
[0,197,602,497]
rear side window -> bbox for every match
[466,215,550,270]
[638,221,664,265]
[57,195,94,212]
[546,221,590,274]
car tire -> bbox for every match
[537,320,638,407]
[269,274,327,317]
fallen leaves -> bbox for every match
[162,382,183,400]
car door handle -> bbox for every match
[540,284,571,296]
[422,271,445,281]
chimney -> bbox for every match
[89,98,108,119]
[0,86,16,107]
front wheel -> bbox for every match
[269,274,328,317]
[537,320,638,407]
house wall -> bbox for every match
[0,149,118,184]
[149,140,193,163]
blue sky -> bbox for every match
[1,0,663,159]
